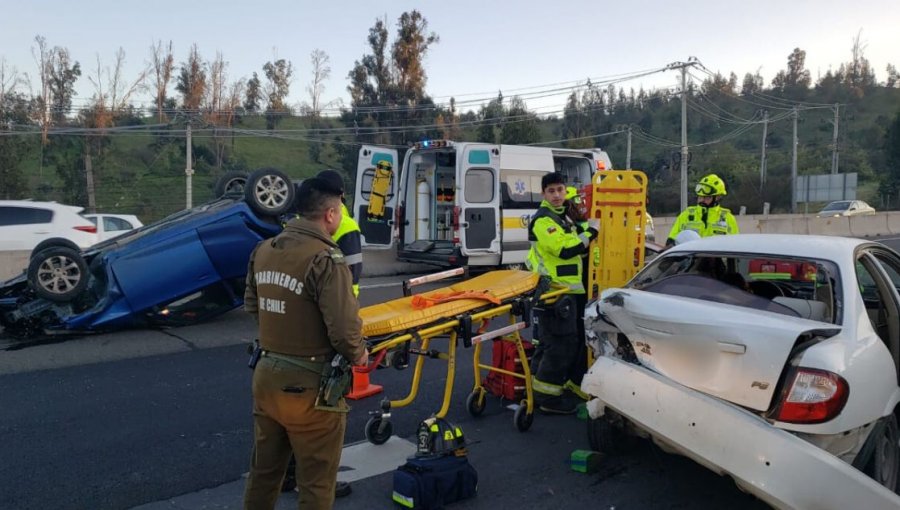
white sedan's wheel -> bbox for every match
[872,414,900,492]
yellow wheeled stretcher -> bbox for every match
[359,267,567,444]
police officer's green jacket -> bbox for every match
[667,204,739,242]
[526,200,594,294]
[244,217,365,374]
[333,203,362,297]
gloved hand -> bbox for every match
[586,227,599,239]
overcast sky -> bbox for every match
[1,0,898,115]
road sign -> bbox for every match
[795,173,857,203]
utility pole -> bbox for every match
[830,103,840,174]
[680,65,688,210]
[625,125,632,169]
[185,121,194,209]
[791,107,799,214]
[759,110,769,191]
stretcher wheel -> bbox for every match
[514,403,533,432]
[365,416,392,445]
[466,390,487,417]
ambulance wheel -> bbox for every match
[365,416,392,445]
[466,390,487,417]
[514,403,533,432]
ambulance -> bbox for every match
[353,140,613,268]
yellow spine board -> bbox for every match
[587,170,648,299]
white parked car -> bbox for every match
[0,200,98,252]
[83,213,143,242]
[816,200,877,218]
[582,234,900,509]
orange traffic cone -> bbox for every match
[345,366,383,400]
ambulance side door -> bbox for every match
[458,144,501,256]
[354,145,399,249]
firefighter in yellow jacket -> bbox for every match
[526,173,599,415]
[243,177,368,510]
[666,173,739,246]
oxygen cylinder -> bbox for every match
[416,180,431,240]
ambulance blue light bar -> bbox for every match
[413,139,451,150]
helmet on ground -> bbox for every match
[695,174,727,197]
[675,230,702,245]
[415,417,467,457]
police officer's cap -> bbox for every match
[297,177,342,207]
[316,170,345,195]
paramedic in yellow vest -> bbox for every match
[666,173,739,247]
[316,170,363,297]
[526,173,599,415]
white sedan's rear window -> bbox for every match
[632,253,841,324]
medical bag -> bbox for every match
[392,454,478,509]
[483,336,534,401]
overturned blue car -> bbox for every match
[0,168,295,341]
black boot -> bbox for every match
[538,392,580,415]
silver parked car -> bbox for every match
[816,200,876,218]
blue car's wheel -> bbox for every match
[245,168,295,217]
[214,171,249,198]
[27,246,88,302]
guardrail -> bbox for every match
[653,211,900,242]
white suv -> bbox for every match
[0,201,98,252]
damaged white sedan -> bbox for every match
[581,234,900,509]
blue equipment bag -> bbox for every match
[392,454,478,509]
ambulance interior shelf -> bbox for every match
[433,167,455,242]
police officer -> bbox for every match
[243,177,368,510]
[526,173,599,414]
[666,173,739,246]
[316,170,363,297]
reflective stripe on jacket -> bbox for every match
[667,204,739,241]
[525,201,589,294]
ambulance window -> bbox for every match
[465,169,494,203]
[554,157,592,188]
[501,173,542,209]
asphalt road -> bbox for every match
[4,236,899,510]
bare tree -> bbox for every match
[31,35,53,145]
[307,49,330,117]
[150,40,174,122]
[262,52,293,129]
[0,59,26,120]
[204,52,228,169]
[82,48,148,211]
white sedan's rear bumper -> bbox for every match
[581,356,900,510]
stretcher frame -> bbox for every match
[361,267,567,445]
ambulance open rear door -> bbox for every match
[458,144,501,265]
[354,145,399,249]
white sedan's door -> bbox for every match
[598,286,839,411]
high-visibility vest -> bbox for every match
[333,203,362,297]
[667,204,739,240]
[525,203,591,294]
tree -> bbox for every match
[841,31,876,96]
[0,64,30,199]
[740,70,763,96]
[561,91,591,148]
[476,92,504,143]
[771,48,811,95]
[82,47,148,211]
[882,110,900,203]
[887,64,900,88]
[205,52,229,169]
[31,36,81,144]
[150,40,174,122]
[176,44,207,111]
[306,49,330,116]
[244,72,261,113]
[392,10,439,103]
[262,56,293,129]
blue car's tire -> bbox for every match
[214,171,249,198]
[27,246,89,302]
[245,168,295,218]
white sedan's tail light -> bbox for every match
[73,225,97,234]
[775,368,849,424]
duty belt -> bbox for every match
[261,350,328,373]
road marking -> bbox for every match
[337,436,416,482]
